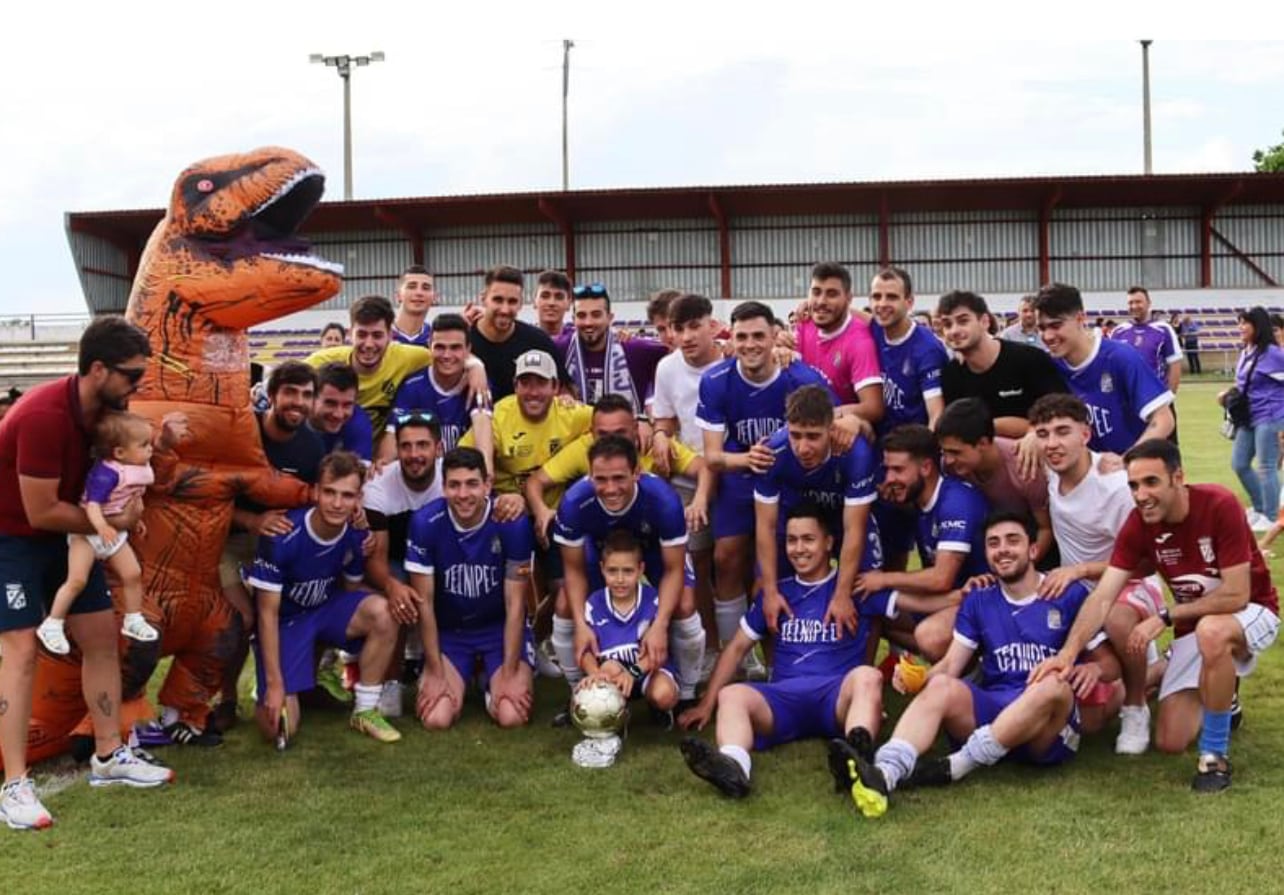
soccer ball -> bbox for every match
[571,680,628,738]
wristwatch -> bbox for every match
[1158,605,1173,627]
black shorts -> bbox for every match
[0,533,112,633]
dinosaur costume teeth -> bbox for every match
[22,148,342,760]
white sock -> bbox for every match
[720,744,752,779]
[714,595,748,648]
[957,724,1007,777]
[41,617,65,631]
[552,616,583,687]
[669,614,706,700]
[874,737,919,792]
[354,683,381,713]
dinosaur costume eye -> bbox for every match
[197,179,214,193]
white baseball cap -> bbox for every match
[515,349,558,381]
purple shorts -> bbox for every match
[254,590,369,698]
[712,471,755,540]
[746,673,848,751]
[440,621,534,690]
[961,682,1080,767]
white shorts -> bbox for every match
[75,531,129,561]
[1158,603,1280,701]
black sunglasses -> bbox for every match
[111,365,146,385]
[572,283,608,298]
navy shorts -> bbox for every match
[254,590,369,698]
[712,471,755,540]
[440,620,535,689]
[872,498,916,559]
[746,673,849,751]
[0,533,112,633]
[961,682,1080,767]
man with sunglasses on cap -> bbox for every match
[361,411,445,717]
[554,282,668,418]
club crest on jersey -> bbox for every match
[491,536,502,555]
[901,359,912,376]
[5,583,25,610]
[548,439,562,454]
[1199,536,1215,564]
[1046,607,1062,630]
[832,349,843,367]
[1100,372,1114,393]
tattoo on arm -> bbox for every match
[95,691,113,717]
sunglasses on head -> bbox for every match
[111,365,146,385]
[572,283,608,299]
[393,410,438,428]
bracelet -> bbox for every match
[1158,605,1173,627]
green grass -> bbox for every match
[5,380,1284,894]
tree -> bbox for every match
[1253,131,1284,172]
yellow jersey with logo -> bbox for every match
[460,396,592,505]
[541,432,698,486]
[306,343,432,432]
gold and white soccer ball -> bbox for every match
[571,679,628,739]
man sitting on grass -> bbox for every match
[677,503,893,799]
[836,511,1115,819]
[248,451,402,745]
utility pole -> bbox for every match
[562,39,574,191]
[1140,40,1153,175]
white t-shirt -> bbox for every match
[362,458,444,523]
[1047,453,1135,567]
[652,352,721,454]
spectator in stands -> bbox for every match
[0,387,21,422]
[1222,307,1284,532]
[469,266,571,402]
[533,270,575,339]
[392,266,436,347]
[1000,295,1044,350]
[1175,312,1201,374]
[1272,314,1284,349]
[320,323,346,348]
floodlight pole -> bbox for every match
[310,52,385,200]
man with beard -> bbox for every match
[468,266,570,402]
[1031,440,1280,793]
[391,265,436,347]
[854,425,990,661]
[937,291,1067,438]
[309,363,373,462]
[795,262,884,423]
[207,362,324,738]
[837,512,1112,819]
[1,316,176,830]
[555,282,668,415]
[868,267,948,435]
[381,314,493,458]
[405,447,535,730]
[361,412,444,717]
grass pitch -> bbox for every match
[4,380,1284,895]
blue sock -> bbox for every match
[1198,709,1232,757]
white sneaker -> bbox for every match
[0,778,53,830]
[1115,704,1151,755]
[535,638,564,679]
[742,648,769,682]
[378,681,404,718]
[121,613,159,643]
[89,745,176,788]
[1249,511,1274,533]
[36,618,70,655]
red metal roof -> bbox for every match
[67,171,1284,246]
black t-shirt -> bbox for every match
[941,340,1068,421]
[468,320,571,401]
[235,413,325,516]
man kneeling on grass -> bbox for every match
[677,502,894,798]
[836,511,1116,819]
[249,451,402,745]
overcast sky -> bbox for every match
[1,4,1280,316]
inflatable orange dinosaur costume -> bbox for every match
[25,148,342,761]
